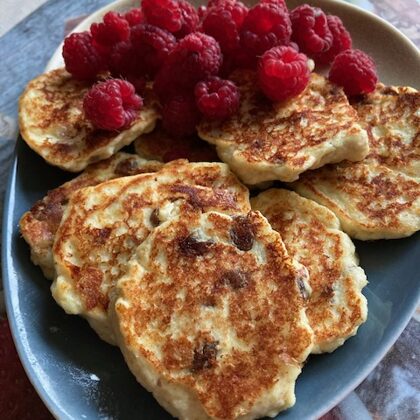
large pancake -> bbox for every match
[52,160,250,344]
[19,153,162,280]
[197,70,369,185]
[252,189,367,353]
[110,210,313,419]
[19,68,159,172]
[293,84,420,240]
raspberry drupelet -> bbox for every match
[201,0,248,54]
[195,77,240,119]
[162,94,200,137]
[154,32,222,100]
[260,0,288,14]
[290,4,333,56]
[83,79,143,131]
[62,31,106,80]
[240,2,292,67]
[90,11,130,54]
[313,15,352,65]
[131,24,177,77]
[258,45,311,102]
[124,8,145,26]
[329,49,378,96]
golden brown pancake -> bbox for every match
[110,210,313,419]
[252,189,367,353]
[198,70,369,184]
[19,68,159,172]
[19,153,162,279]
[52,160,250,344]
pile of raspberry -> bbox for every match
[63,0,378,134]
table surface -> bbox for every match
[0,1,419,419]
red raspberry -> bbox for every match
[83,79,143,130]
[202,1,248,54]
[62,31,105,80]
[177,0,200,38]
[258,45,311,102]
[329,49,377,96]
[195,77,240,119]
[0,318,54,420]
[313,15,352,65]
[162,94,200,137]
[131,24,176,77]
[124,8,145,26]
[109,40,138,78]
[198,5,207,19]
[142,0,198,37]
[90,11,130,54]
[154,32,222,100]
[290,5,333,55]
[240,3,291,67]
[261,0,288,13]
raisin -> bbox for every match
[297,277,309,300]
[221,270,249,290]
[191,341,218,372]
[150,209,160,227]
[230,215,254,251]
[115,158,139,176]
[178,235,212,257]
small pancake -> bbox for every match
[19,68,159,172]
[19,153,162,280]
[110,210,313,419]
[52,160,250,344]
[198,70,369,184]
[135,123,219,163]
[252,189,367,353]
[352,84,419,179]
[293,161,420,240]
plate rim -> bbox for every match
[3,0,420,419]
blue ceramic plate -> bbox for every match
[3,1,420,419]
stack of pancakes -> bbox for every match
[18,66,419,419]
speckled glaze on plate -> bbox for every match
[2,1,420,419]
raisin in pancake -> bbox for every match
[352,84,419,179]
[20,153,162,280]
[52,161,250,344]
[19,68,159,172]
[135,123,219,163]
[110,210,313,419]
[293,161,420,240]
[252,189,367,353]
[197,70,369,185]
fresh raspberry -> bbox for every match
[0,318,53,420]
[313,15,352,65]
[202,1,248,54]
[142,0,198,37]
[83,79,143,130]
[290,5,333,55]
[162,94,200,137]
[258,45,311,102]
[90,11,130,54]
[131,24,176,77]
[329,49,377,96]
[239,3,292,67]
[260,0,288,14]
[195,77,240,119]
[154,32,222,100]
[177,0,200,38]
[142,0,182,33]
[198,5,207,19]
[62,31,105,80]
[109,40,138,78]
[124,8,145,26]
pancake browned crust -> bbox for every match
[110,210,313,419]
[19,153,162,280]
[293,161,420,240]
[252,189,367,353]
[19,68,159,172]
[197,70,369,184]
[52,160,250,344]
[135,123,219,163]
[352,84,419,179]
